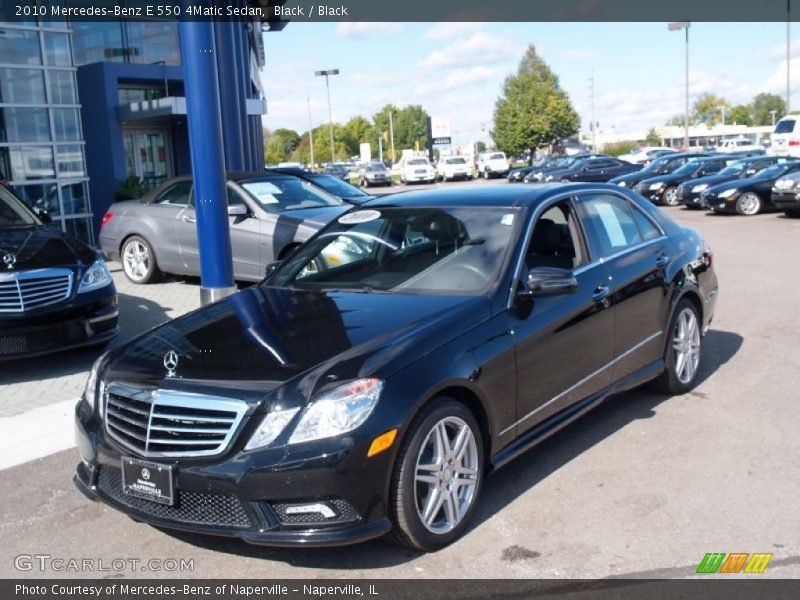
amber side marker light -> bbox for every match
[367,429,398,458]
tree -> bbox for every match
[751,93,786,126]
[340,116,375,158]
[290,125,348,166]
[692,93,730,126]
[665,114,685,126]
[264,128,300,165]
[475,141,487,153]
[645,128,662,145]
[729,104,753,126]
[491,44,580,163]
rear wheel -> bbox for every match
[388,398,484,551]
[121,235,160,284]
[662,186,679,206]
[736,192,762,216]
[651,299,702,395]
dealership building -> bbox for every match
[0,17,269,245]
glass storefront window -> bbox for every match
[43,31,72,67]
[64,216,93,244]
[119,87,165,104]
[125,22,181,66]
[12,183,60,215]
[0,28,41,66]
[47,69,77,104]
[61,181,88,215]
[52,108,80,141]
[0,67,46,103]
[56,144,86,178]
[2,146,55,180]
[0,107,51,142]
[71,22,125,65]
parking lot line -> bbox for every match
[0,398,76,470]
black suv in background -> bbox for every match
[609,152,709,189]
[0,184,118,360]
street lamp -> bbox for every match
[787,0,792,112]
[669,21,690,150]
[770,109,778,126]
[314,69,339,163]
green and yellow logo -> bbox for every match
[696,552,773,574]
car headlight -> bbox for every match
[692,184,709,193]
[78,259,112,293]
[244,407,300,450]
[533,172,544,180]
[649,182,666,190]
[617,181,627,187]
[719,188,738,198]
[83,353,108,411]
[288,378,383,445]
[545,175,554,182]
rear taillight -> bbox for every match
[789,140,800,146]
[100,212,113,228]
[702,240,713,266]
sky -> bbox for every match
[259,22,800,149]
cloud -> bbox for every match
[335,22,404,39]
[417,32,525,70]
[424,23,482,40]
[757,37,800,61]
[558,48,597,60]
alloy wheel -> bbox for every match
[414,416,480,534]
[672,307,701,384]
[663,187,679,206]
[737,192,761,216]
[123,240,151,282]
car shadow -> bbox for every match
[158,329,743,568]
[0,291,173,386]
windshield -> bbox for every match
[307,174,368,198]
[445,157,467,164]
[407,158,429,166]
[758,164,796,179]
[718,162,747,176]
[239,177,343,211]
[0,186,38,228]
[365,164,386,172]
[673,160,705,176]
[268,206,519,295]
[775,119,796,134]
[488,153,505,160]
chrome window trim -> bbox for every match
[498,330,663,437]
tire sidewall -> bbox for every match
[662,299,703,394]
[391,398,485,551]
[663,186,679,206]
[122,236,156,284]
[737,193,760,216]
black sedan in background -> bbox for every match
[75,183,717,551]
[701,161,800,215]
[507,156,563,182]
[523,153,607,182]
[0,184,118,360]
[544,156,642,183]
[609,152,709,189]
[771,171,800,216]
[268,167,371,205]
[677,156,795,209]
[635,156,739,205]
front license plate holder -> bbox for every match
[121,457,175,506]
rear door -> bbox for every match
[226,184,263,280]
[575,191,670,382]
[146,180,192,273]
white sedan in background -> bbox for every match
[618,146,676,164]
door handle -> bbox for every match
[182,215,196,223]
[592,285,610,302]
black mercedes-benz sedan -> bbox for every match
[74,183,718,550]
[634,156,739,206]
[542,157,642,183]
[0,184,118,360]
[608,152,710,189]
[701,160,800,215]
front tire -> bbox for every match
[651,299,702,395]
[121,235,160,284]
[736,192,761,216]
[388,398,484,551]
[662,186,679,206]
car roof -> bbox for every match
[364,183,624,209]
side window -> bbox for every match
[155,181,192,206]
[628,204,662,242]
[525,201,584,270]
[226,185,247,208]
[577,194,645,258]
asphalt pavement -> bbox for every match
[1,179,799,579]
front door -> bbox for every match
[123,129,174,192]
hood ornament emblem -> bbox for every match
[163,350,179,378]
[3,253,16,270]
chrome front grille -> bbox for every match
[0,268,72,313]
[104,383,248,458]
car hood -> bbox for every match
[104,286,489,398]
[682,173,735,188]
[279,205,350,227]
[0,225,95,270]
[639,172,689,186]
[705,174,774,194]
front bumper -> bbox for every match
[73,400,395,547]
[634,184,667,203]
[405,173,435,182]
[0,284,118,360]
[678,186,706,208]
[704,193,737,213]
[771,190,800,210]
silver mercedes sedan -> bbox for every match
[98,172,350,284]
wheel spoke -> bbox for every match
[452,425,470,461]
[443,491,457,527]
[422,488,444,526]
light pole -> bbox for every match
[306,92,315,170]
[389,111,396,163]
[669,22,691,150]
[787,0,792,113]
[771,109,778,126]
[720,105,726,126]
[314,69,339,163]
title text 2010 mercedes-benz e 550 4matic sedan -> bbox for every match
[74,184,718,550]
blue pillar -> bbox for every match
[179,19,236,305]
[214,20,245,171]
[234,20,254,170]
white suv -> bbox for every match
[436,156,473,182]
[477,152,510,179]
[400,157,436,184]
[770,116,800,157]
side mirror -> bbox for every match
[228,204,248,217]
[37,209,52,224]
[519,267,579,297]
[264,260,282,278]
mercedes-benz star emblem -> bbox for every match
[163,350,179,377]
[141,468,151,481]
[3,253,16,270]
